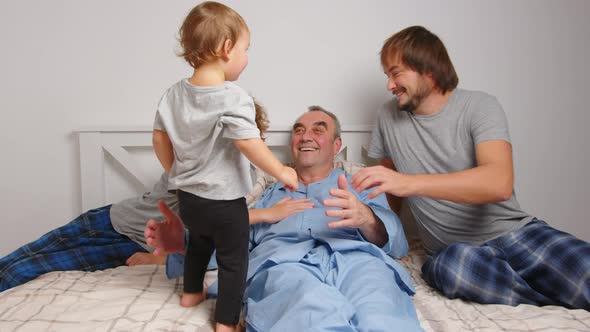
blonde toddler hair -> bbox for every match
[178,1,248,68]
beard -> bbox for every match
[398,79,433,112]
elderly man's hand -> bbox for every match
[324,174,375,230]
[324,174,388,246]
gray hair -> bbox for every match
[307,105,341,139]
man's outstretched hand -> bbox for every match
[144,200,186,255]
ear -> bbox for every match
[221,39,234,61]
[333,136,343,155]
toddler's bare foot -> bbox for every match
[180,291,205,307]
[216,322,239,332]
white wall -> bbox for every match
[1,0,589,256]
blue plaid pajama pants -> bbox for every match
[422,219,590,310]
[0,205,146,292]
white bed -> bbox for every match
[0,128,588,331]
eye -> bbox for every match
[313,127,325,134]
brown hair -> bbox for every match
[380,26,458,94]
[253,98,269,139]
[178,1,248,68]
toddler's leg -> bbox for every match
[178,191,214,307]
[213,198,249,328]
[181,238,210,307]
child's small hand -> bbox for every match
[280,166,299,191]
[265,197,313,223]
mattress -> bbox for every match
[1,241,588,331]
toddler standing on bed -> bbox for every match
[152,2,297,331]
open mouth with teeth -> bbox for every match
[393,87,406,98]
[299,147,318,152]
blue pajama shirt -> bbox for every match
[168,168,422,331]
[0,205,146,292]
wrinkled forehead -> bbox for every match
[294,112,334,130]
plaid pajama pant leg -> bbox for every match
[422,219,590,310]
[0,205,147,292]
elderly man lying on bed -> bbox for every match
[145,107,423,331]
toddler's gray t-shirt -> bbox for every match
[154,80,260,200]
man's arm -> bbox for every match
[352,140,514,204]
[380,158,402,216]
[153,129,174,173]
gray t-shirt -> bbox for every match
[110,173,179,252]
[368,89,532,255]
[154,80,261,200]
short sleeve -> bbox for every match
[153,111,165,131]
[153,92,168,131]
[367,108,387,159]
[470,95,511,145]
[219,91,260,140]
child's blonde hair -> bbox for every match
[178,1,248,68]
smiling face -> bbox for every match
[291,111,342,173]
[384,58,434,112]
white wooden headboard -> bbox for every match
[77,126,374,211]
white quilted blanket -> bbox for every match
[1,243,589,332]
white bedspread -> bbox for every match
[1,243,589,332]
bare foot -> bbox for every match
[145,200,186,255]
[180,291,205,307]
[125,252,166,266]
[216,322,239,332]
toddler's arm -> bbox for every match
[249,197,313,224]
[234,138,298,191]
[153,129,174,173]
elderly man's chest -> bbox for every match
[268,183,341,233]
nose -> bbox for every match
[387,76,396,92]
[301,129,313,141]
